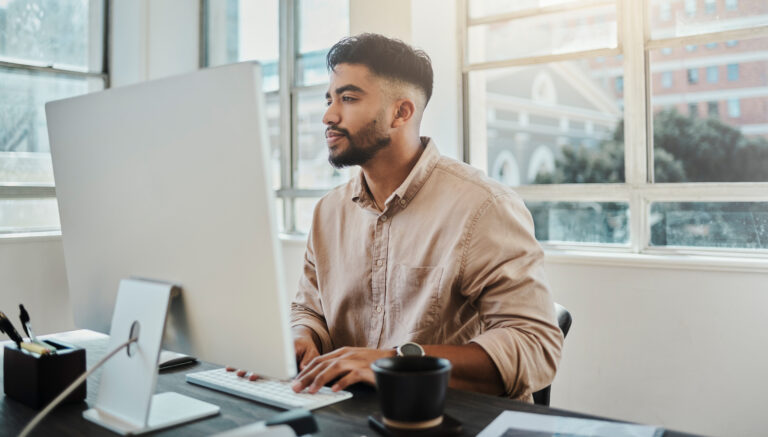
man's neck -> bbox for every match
[361,135,425,211]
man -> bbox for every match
[289,33,563,401]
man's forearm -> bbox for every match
[292,325,321,350]
[422,343,504,395]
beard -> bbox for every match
[327,116,391,169]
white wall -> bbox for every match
[546,262,768,437]
[1,1,766,436]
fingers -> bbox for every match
[297,344,320,371]
[330,367,373,392]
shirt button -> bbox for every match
[380,215,388,222]
[376,259,383,266]
[399,199,407,207]
[375,305,382,313]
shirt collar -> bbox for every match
[350,137,440,211]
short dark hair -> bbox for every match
[326,33,433,105]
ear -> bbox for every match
[391,99,416,128]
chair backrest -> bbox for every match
[532,302,572,406]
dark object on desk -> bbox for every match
[532,302,573,407]
[371,357,451,430]
[265,408,318,435]
[3,339,86,409]
[368,413,462,436]
[0,310,24,347]
[158,350,198,371]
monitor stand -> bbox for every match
[83,278,220,435]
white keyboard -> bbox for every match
[186,368,352,410]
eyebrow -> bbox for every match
[325,84,366,100]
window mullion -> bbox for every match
[620,0,648,253]
[279,0,296,233]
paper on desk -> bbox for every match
[477,411,664,437]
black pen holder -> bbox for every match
[3,339,86,409]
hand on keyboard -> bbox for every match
[291,346,395,394]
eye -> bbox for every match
[342,95,356,102]
[326,100,332,107]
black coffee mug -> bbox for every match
[371,356,452,430]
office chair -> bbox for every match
[532,302,572,407]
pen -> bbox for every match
[19,304,56,353]
[0,311,24,347]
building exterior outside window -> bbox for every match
[728,98,741,118]
[706,66,719,83]
[708,101,719,117]
[687,68,699,84]
[661,71,673,88]
[727,63,739,81]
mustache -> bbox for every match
[325,126,350,137]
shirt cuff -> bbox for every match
[291,317,333,354]
[470,329,524,399]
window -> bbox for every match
[0,0,107,235]
[661,71,673,88]
[687,68,699,84]
[725,0,738,11]
[688,102,699,117]
[704,0,716,14]
[707,101,719,117]
[684,0,696,17]
[463,1,768,253]
[727,63,739,81]
[204,0,349,233]
[727,98,741,118]
[659,0,671,21]
[706,66,719,83]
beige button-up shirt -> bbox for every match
[291,138,563,400]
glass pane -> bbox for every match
[0,198,60,234]
[0,0,101,70]
[469,0,585,19]
[467,5,617,64]
[275,197,284,233]
[526,201,629,244]
[0,68,103,184]
[468,56,625,185]
[265,92,281,190]
[204,0,279,92]
[298,0,348,54]
[296,0,349,86]
[648,0,768,40]
[649,37,768,182]
[295,197,320,234]
[295,88,351,189]
[650,202,768,249]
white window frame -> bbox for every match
[459,0,768,259]
[0,0,109,237]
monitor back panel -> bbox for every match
[46,63,296,379]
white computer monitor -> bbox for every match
[46,62,296,380]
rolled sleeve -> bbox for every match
[290,228,333,354]
[462,193,564,399]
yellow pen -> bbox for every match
[20,341,52,355]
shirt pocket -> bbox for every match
[391,264,444,334]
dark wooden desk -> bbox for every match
[1,335,701,436]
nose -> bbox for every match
[323,100,340,126]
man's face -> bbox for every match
[323,63,392,168]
